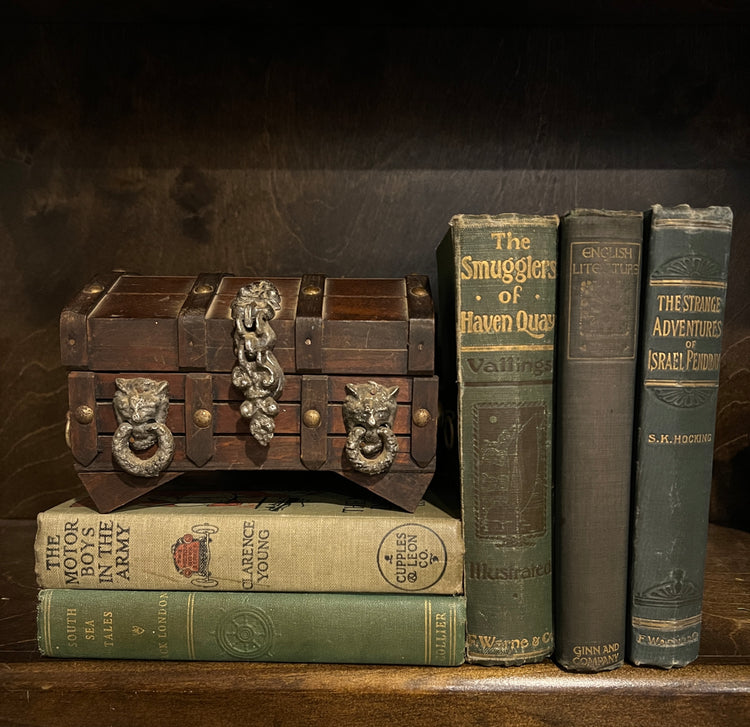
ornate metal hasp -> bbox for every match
[231,280,285,445]
[111,377,175,477]
[343,380,399,475]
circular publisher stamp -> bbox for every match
[377,524,448,591]
[216,607,275,659]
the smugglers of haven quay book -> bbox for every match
[439,213,558,665]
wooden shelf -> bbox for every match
[2,519,748,726]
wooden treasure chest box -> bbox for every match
[61,272,439,513]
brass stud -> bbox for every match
[83,283,105,295]
[410,286,428,298]
[193,408,213,428]
[74,405,95,425]
[303,285,322,296]
[194,284,214,295]
[412,408,432,427]
[303,409,322,428]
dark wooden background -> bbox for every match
[1,6,748,524]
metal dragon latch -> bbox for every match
[231,280,285,446]
[111,377,175,477]
[343,380,399,475]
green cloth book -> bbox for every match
[438,213,558,665]
[37,589,466,665]
[629,204,733,668]
[34,485,463,594]
[554,208,644,672]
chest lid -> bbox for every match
[61,272,435,376]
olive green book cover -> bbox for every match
[34,486,463,594]
[37,589,466,665]
[554,208,643,672]
[438,213,558,665]
[629,204,733,668]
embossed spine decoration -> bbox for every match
[554,209,643,672]
[629,204,733,668]
[441,213,558,665]
[343,381,399,475]
[230,281,285,446]
[111,377,175,477]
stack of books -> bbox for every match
[35,474,467,665]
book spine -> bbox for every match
[37,589,466,665]
[34,505,463,594]
[629,204,733,668]
[554,209,644,672]
[448,213,558,665]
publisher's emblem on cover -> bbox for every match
[377,524,448,591]
[216,607,275,659]
[171,523,219,588]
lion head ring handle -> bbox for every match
[343,381,399,475]
[111,377,175,478]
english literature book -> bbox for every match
[554,208,643,672]
[34,485,463,594]
[629,204,733,668]
[438,213,558,665]
[37,589,466,665]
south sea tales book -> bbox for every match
[439,213,558,665]
[37,589,467,665]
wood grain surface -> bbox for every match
[1,22,748,521]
